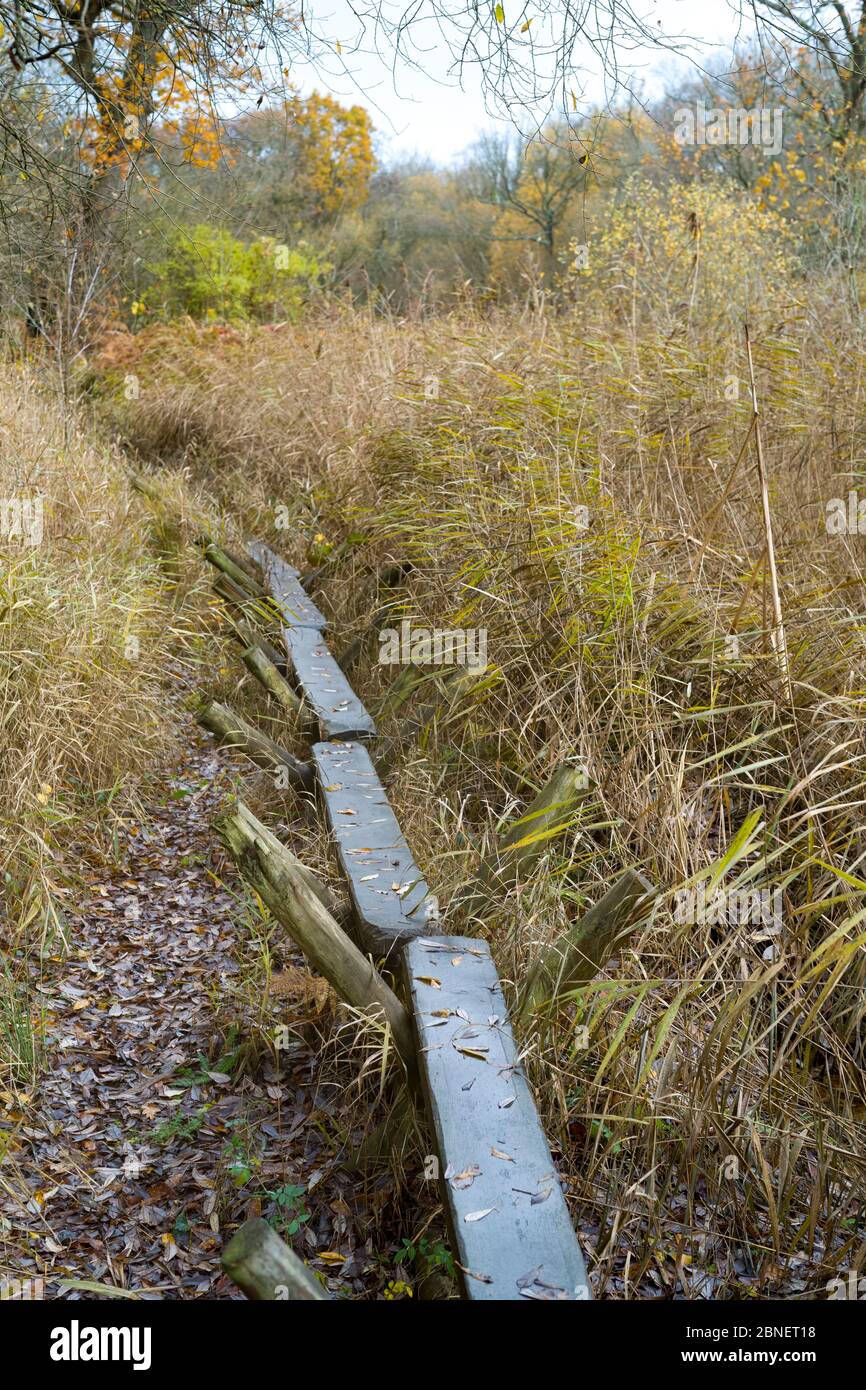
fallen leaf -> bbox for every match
[531,1187,553,1205]
[464,1207,496,1222]
[450,1164,481,1190]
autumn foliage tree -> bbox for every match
[0,0,301,228]
[193,92,376,238]
[0,0,309,356]
[462,125,594,293]
[659,37,866,286]
[282,92,375,223]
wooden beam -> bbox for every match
[247,539,328,631]
[222,1218,328,1300]
[247,539,373,738]
[404,934,591,1301]
[313,739,431,960]
[284,627,375,741]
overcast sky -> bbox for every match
[292,1,751,164]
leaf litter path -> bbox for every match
[0,716,390,1299]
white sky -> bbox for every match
[291,1,750,164]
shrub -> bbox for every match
[571,177,797,330]
[144,224,329,323]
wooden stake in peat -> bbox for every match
[517,867,656,1019]
[230,800,356,936]
[227,620,287,673]
[232,800,343,917]
[456,763,590,920]
[745,324,792,701]
[196,699,314,792]
[218,801,417,1078]
[222,1218,328,1301]
[240,644,311,728]
[202,541,264,597]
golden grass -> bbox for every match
[0,364,215,1088]
[96,273,866,1297]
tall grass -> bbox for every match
[99,251,866,1294]
[0,365,212,1091]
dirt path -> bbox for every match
[0,713,387,1300]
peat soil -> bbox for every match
[0,710,405,1300]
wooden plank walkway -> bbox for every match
[236,536,590,1301]
[313,739,430,959]
[247,539,328,631]
[285,628,376,741]
[404,934,591,1301]
[249,539,373,739]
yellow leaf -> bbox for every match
[494,3,505,21]
[520,18,531,30]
